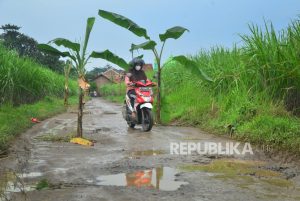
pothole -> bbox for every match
[0,170,37,200]
[103,111,118,115]
[96,167,188,191]
[0,151,8,159]
[180,159,296,188]
[128,150,166,157]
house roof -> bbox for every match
[92,68,124,83]
[143,64,153,71]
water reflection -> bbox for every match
[97,167,188,191]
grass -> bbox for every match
[99,82,125,104]
[99,71,156,104]
[36,179,49,190]
[0,96,77,152]
[35,132,76,142]
[0,44,80,152]
[160,17,300,154]
[0,44,77,105]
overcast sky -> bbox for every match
[0,0,299,70]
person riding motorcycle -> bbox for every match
[125,58,149,118]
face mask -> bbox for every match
[135,65,141,71]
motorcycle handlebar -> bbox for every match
[128,82,157,87]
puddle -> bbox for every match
[181,159,296,188]
[96,167,188,191]
[4,181,35,193]
[0,170,36,200]
[130,150,166,156]
[0,151,8,159]
[19,172,43,178]
[103,111,118,115]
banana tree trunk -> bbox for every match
[156,67,161,123]
[64,86,69,106]
[77,87,84,138]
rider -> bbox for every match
[125,57,148,118]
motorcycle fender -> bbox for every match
[140,103,153,109]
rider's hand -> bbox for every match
[127,82,136,87]
[152,82,157,86]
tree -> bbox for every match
[38,17,129,138]
[64,60,72,106]
[98,10,212,123]
[0,24,64,73]
[85,66,111,81]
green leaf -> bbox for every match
[38,44,69,57]
[130,41,157,51]
[37,44,77,62]
[159,26,189,42]
[82,17,96,56]
[172,55,213,82]
[90,50,129,70]
[50,38,80,53]
[98,9,150,40]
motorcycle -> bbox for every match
[122,80,156,132]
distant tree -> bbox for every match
[0,24,64,73]
[85,65,111,81]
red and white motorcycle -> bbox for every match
[122,80,156,131]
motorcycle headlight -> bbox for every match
[143,96,151,102]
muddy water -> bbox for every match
[96,167,188,191]
[0,98,299,201]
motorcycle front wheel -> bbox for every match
[141,108,153,132]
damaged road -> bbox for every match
[1,98,300,201]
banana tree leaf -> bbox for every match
[38,44,74,59]
[90,50,129,70]
[50,38,80,53]
[130,41,157,52]
[99,9,150,40]
[159,26,189,42]
[172,55,213,82]
[82,17,95,55]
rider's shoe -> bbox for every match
[131,111,136,119]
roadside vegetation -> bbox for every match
[98,71,155,103]
[0,44,78,153]
[0,44,78,105]
[0,96,77,153]
[161,18,300,154]
[100,83,126,103]
[101,18,300,154]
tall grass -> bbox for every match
[0,44,77,105]
[99,71,155,103]
[161,18,300,153]
[99,82,125,103]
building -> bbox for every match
[143,64,153,72]
[93,68,125,94]
[102,68,124,83]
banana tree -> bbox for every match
[38,17,129,138]
[98,10,212,123]
[64,60,72,106]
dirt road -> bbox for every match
[1,98,300,201]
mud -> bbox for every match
[0,98,299,201]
